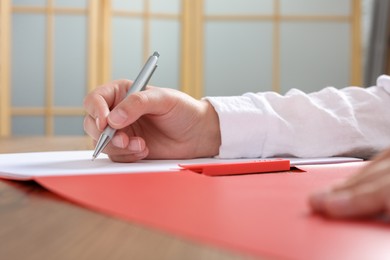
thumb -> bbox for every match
[107,86,172,129]
[107,106,129,129]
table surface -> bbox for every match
[0,136,255,260]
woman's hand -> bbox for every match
[83,80,221,162]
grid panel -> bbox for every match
[1,0,362,136]
[3,0,96,136]
[203,0,361,95]
[110,0,182,88]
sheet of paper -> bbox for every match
[0,150,363,180]
[289,157,363,166]
[0,150,260,179]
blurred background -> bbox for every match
[0,0,389,136]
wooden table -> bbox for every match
[0,137,252,260]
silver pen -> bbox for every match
[92,51,160,160]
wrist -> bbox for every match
[196,100,221,157]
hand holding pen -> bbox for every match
[83,52,221,163]
[92,52,160,160]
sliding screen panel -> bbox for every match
[54,15,87,107]
[12,116,45,135]
[205,0,273,15]
[150,0,180,13]
[11,14,46,107]
[112,0,143,12]
[111,0,181,90]
[150,19,180,89]
[10,1,90,136]
[111,17,144,81]
[149,0,181,89]
[280,21,350,93]
[204,21,273,96]
[203,0,275,96]
[280,0,351,16]
[54,116,84,135]
[54,0,87,8]
[12,0,46,6]
[279,0,353,93]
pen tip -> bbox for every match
[92,156,96,161]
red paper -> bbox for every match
[36,162,390,260]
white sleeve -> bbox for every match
[205,75,390,159]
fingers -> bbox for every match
[83,82,192,162]
[83,79,132,131]
[309,180,390,218]
[334,149,390,190]
[107,86,175,129]
[106,135,150,163]
[84,114,149,162]
[108,143,150,163]
[309,149,390,218]
[84,115,99,140]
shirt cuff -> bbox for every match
[204,95,268,158]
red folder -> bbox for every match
[35,161,390,260]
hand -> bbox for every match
[309,148,390,218]
[83,80,221,162]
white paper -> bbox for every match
[288,157,363,166]
[0,150,253,180]
[0,150,363,180]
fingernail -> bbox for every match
[109,109,128,125]
[111,135,125,148]
[327,192,352,209]
[128,139,142,152]
[96,117,101,131]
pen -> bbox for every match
[92,51,160,160]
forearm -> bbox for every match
[205,76,390,159]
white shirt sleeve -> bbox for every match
[205,75,390,159]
